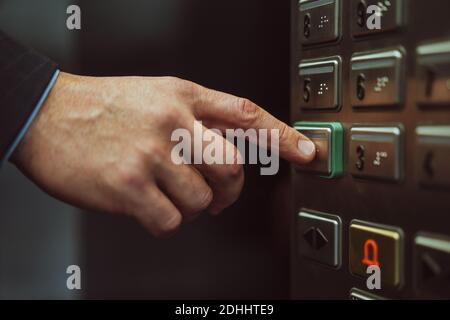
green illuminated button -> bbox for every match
[294,122,344,178]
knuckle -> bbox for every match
[235,97,259,126]
[170,77,198,100]
[278,123,290,143]
[212,171,244,213]
[143,143,165,168]
[226,162,244,179]
[158,105,182,127]
[115,155,147,189]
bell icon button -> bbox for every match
[349,220,404,287]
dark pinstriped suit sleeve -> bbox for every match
[0,30,58,162]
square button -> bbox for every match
[414,232,450,298]
[294,122,344,178]
[416,126,450,189]
[349,220,403,287]
[416,39,450,107]
[299,56,342,110]
[350,48,405,108]
[297,209,342,268]
[352,0,404,37]
[299,0,341,46]
[350,288,386,300]
[349,126,404,182]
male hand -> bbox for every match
[12,73,316,237]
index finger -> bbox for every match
[192,86,316,165]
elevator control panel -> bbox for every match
[291,0,450,299]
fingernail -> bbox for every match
[298,139,316,158]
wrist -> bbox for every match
[10,71,72,168]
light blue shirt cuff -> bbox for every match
[2,69,60,165]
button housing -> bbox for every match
[298,56,342,110]
[299,0,341,46]
[350,49,405,108]
[349,126,404,182]
[297,209,342,268]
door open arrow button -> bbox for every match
[303,226,329,250]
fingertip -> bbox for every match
[297,138,316,163]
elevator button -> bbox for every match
[299,0,341,46]
[351,49,405,108]
[294,122,344,178]
[349,126,403,182]
[350,288,386,300]
[417,40,450,107]
[349,220,403,287]
[414,233,450,298]
[416,126,450,189]
[299,57,342,110]
[297,209,342,268]
[352,0,404,37]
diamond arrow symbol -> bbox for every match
[315,228,328,250]
[303,227,329,250]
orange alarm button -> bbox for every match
[349,220,403,287]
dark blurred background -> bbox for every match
[0,0,292,299]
